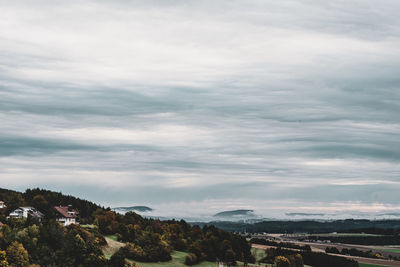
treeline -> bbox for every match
[250,238,311,251]
[325,246,389,260]
[305,235,400,245]
[342,227,400,235]
[260,248,358,267]
[0,188,255,266]
[196,219,400,234]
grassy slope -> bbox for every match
[103,236,313,267]
[128,251,217,267]
[252,247,267,262]
[102,236,216,266]
[359,263,389,267]
[378,248,400,253]
[248,248,311,267]
[103,236,125,259]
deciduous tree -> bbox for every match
[6,242,29,267]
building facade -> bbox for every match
[9,207,44,221]
[54,206,79,226]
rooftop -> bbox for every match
[54,206,78,218]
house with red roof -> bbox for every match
[54,206,79,226]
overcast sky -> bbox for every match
[1,0,400,218]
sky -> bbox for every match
[1,0,400,219]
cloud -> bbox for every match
[1,0,400,218]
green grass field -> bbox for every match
[104,237,312,267]
[106,234,118,241]
[128,251,217,267]
[378,248,400,253]
[247,247,311,267]
[252,247,267,262]
[358,263,388,267]
[80,224,96,229]
[102,237,217,266]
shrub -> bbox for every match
[109,250,126,267]
[274,256,290,267]
[185,253,198,265]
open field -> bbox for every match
[250,247,314,267]
[378,249,400,254]
[128,251,217,267]
[359,263,391,267]
[252,247,267,262]
[261,237,400,261]
[106,234,118,241]
[80,224,96,229]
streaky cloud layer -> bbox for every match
[1,0,400,218]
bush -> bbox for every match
[109,250,126,267]
[325,247,340,254]
[275,256,290,267]
[185,253,198,265]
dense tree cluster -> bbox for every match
[0,220,107,266]
[305,235,400,245]
[260,248,358,267]
[250,238,311,251]
[197,219,400,234]
[93,209,255,264]
[325,246,399,260]
[343,227,400,235]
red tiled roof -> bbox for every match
[54,206,78,218]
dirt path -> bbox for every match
[103,236,125,259]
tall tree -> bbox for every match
[6,242,29,267]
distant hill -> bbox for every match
[196,219,400,234]
[215,209,255,217]
[113,205,153,213]
[286,212,325,216]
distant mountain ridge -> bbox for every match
[214,209,255,217]
[113,205,153,212]
[286,212,325,216]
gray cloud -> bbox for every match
[1,0,400,218]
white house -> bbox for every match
[54,206,79,226]
[9,207,44,221]
[0,201,6,209]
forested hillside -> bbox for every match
[0,188,254,266]
[197,219,400,233]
